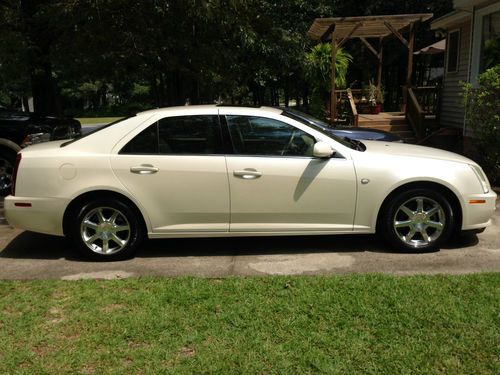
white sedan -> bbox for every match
[5,106,496,260]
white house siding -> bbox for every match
[440,20,471,129]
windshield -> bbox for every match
[280,108,355,149]
[61,116,130,147]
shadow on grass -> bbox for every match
[0,230,479,262]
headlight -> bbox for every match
[469,164,490,194]
[21,132,51,148]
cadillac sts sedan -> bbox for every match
[5,106,496,260]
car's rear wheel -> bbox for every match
[0,149,16,197]
[380,188,455,252]
[71,199,144,261]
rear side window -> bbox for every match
[120,115,222,155]
[159,115,223,154]
[120,123,158,154]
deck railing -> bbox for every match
[334,89,360,126]
[412,86,440,116]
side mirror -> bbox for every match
[313,141,335,158]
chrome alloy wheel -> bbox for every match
[80,207,131,255]
[393,196,446,248]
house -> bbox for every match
[431,0,499,135]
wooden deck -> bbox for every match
[357,111,416,143]
[357,111,405,125]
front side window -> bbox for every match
[120,115,222,155]
[226,115,315,157]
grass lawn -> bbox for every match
[76,117,123,125]
[0,274,498,374]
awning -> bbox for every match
[414,39,446,55]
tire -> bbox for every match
[0,148,16,197]
[70,199,145,261]
[379,188,455,252]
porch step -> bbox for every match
[359,120,416,143]
[358,123,410,132]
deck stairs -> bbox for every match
[357,112,418,143]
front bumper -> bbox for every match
[4,195,68,236]
[462,191,497,230]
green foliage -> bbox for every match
[0,0,454,114]
[305,43,353,91]
[462,65,500,184]
[304,43,352,118]
[0,274,498,373]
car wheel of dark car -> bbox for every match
[0,148,16,196]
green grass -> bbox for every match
[76,117,123,125]
[0,274,498,374]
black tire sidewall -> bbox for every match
[0,148,16,197]
[381,188,455,252]
[71,199,144,261]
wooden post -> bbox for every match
[330,35,337,124]
[403,22,415,112]
[377,37,383,91]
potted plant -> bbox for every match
[368,81,382,114]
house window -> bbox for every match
[479,11,500,73]
[447,29,460,73]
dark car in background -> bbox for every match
[0,108,81,196]
[282,108,403,143]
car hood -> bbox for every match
[359,140,476,165]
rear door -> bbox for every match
[110,111,230,233]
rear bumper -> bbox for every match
[4,195,68,236]
[462,191,497,230]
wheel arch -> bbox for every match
[375,181,463,235]
[0,139,22,153]
[62,190,148,237]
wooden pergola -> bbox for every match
[308,13,433,122]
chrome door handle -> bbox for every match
[130,164,159,174]
[233,169,262,179]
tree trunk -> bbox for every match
[30,61,60,115]
[21,0,60,116]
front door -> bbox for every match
[224,115,357,233]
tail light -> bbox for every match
[11,153,22,196]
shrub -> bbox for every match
[462,65,500,185]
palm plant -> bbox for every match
[305,43,353,92]
[305,43,352,119]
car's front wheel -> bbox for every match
[380,188,455,252]
[70,199,144,261]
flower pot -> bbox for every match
[370,104,381,114]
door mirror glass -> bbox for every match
[313,141,334,158]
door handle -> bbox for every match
[130,164,159,174]
[233,169,262,180]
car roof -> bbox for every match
[136,105,283,116]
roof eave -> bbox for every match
[431,10,471,30]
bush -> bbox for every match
[462,65,500,185]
